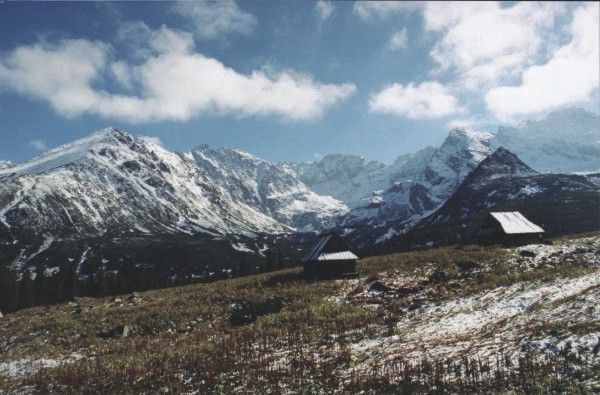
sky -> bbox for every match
[0,1,598,165]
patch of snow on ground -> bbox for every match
[350,267,600,371]
[0,354,83,379]
[520,184,544,195]
[376,227,398,243]
[231,243,253,253]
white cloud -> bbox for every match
[138,135,163,147]
[388,28,408,51]
[445,115,493,130]
[354,2,421,20]
[486,3,599,119]
[315,1,334,24]
[171,1,257,40]
[369,81,461,119]
[423,2,565,90]
[29,139,48,151]
[0,26,356,123]
[0,39,110,118]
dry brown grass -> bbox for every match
[1,234,599,393]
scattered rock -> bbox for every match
[369,281,393,293]
[99,325,131,339]
[429,269,448,283]
[74,308,86,315]
[396,286,421,296]
[519,250,536,258]
[127,293,141,302]
[455,259,481,271]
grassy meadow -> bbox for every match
[1,233,599,393]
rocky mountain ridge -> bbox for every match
[0,107,598,270]
[0,129,348,246]
[422,146,598,226]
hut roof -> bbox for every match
[301,233,358,262]
[488,212,544,234]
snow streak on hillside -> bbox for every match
[349,237,600,374]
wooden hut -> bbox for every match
[474,211,544,246]
[302,232,358,278]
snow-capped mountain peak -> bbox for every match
[444,127,493,163]
[0,129,348,259]
[0,128,134,179]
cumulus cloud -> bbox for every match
[0,39,110,117]
[354,1,421,20]
[170,1,257,40]
[486,3,599,119]
[0,26,355,123]
[388,28,408,51]
[315,1,334,24]
[29,139,48,151]
[369,81,461,119]
[423,2,565,90]
[445,115,494,130]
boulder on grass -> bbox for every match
[455,259,481,271]
[369,281,393,293]
[99,325,131,339]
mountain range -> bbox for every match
[0,107,598,275]
[421,146,598,228]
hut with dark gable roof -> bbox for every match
[302,232,358,278]
[474,211,544,246]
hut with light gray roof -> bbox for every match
[474,211,544,246]
[302,232,358,278]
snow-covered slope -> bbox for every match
[491,107,600,173]
[190,145,347,232]
[0,129,346,250]
[294,155,390,208]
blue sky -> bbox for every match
[0,1,598,164]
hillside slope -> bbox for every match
[1,234,598,393]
